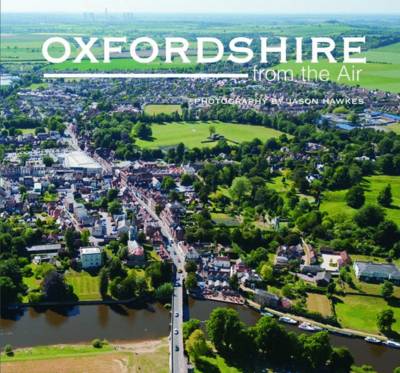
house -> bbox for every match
[27,243,62,255]
[315,271,332,286]
[254,289,280,308]
[80,247,102,269]
[178,241,200,262]
[353,261,400,285]
[127,239,146,266]
[274,244,304,268]
[213,256,231,269]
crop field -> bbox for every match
[273,60,400,93]
[134,121,284,149]
[144,104,182,116]
[320,175,400,225]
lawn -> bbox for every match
[0,344,113,362]
[335,294,400,334]
[65,270,101,301]
[306,293,332,317]
[211,212,240,227]
[386,122,400,135]
[273,60,400,93]
[144,104,182,116]
[1,339,169,373]
[195,354,242,373]
[320,175,400,225]
[135,121,284,149]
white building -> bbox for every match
[80,247,102,269]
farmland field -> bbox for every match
[364,42,400,64]
[273,60,400,93]
[134,121,284,149]
[144,104,182,116]
[320,175,400,225]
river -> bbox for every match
[1,300,399,373]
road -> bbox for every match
[131,190,187,373]
[74,142,188,373]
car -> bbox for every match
[174,328,179,335]
[175,312,179,317]
[175,345,179,351]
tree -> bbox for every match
[206,308,244,354]
[330,347,354,373]
[229,177,252,202]
[260,263,274,282]
[208,125,216,137]
[377,184,392,207]
[108,200,122,215]
[133,122,152,140]
[99,268,109,298]
[155,282,173,303]
[299,332,333,370]
[186,329,210,361]
[108,257,126,279]
[18,152,29,166]
[42,271,72,301]
[161,176,176,192]
[4,344,13,356]
[186,272,198,291]
[183,319,201,341]
[376,309,396,333]
[0,276,19,307]
[229,273,239,291]
[42,155,54,167]
[354,205,385,227]
[110,275,136,300]
[184,261,197,273]
[381,281,394,300]
[346,185,365,209]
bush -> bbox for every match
[4,344,13,356]
[92,338,103,348]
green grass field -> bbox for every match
[273,60,400,93]
[364,42,400,64]
[134,121,284,149]
[45,57,196,72]
[144,104,182,116]
[386,123,400,135]
[320,175,400,225]
[65,270,101,301]
[306,293,332,317]
[335,295,400,334]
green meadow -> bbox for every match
[320,175,400,225]
[364,42,400,64]
[144,104,182,116]
[273,60,400,93]
[134,121,284,149]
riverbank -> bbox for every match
[1,339,169,373]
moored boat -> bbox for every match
[364,336,382,344]
[279,316,298,325]
[384,340,400,349]
[298,322,323,332]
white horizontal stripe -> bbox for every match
[43,73,249,79]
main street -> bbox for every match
[70,133,187,372]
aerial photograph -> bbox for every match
[0,0,400,372]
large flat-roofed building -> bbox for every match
[64,151,102,173]
[354,261,400,285]
[80,247,102,269]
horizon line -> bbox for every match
[43,73,249,79]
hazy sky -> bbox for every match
[3,0,400,14]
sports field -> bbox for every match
[134,121,284,149]
[320,175,400,225]
[144,104,182,116]
[273,60,400,93]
